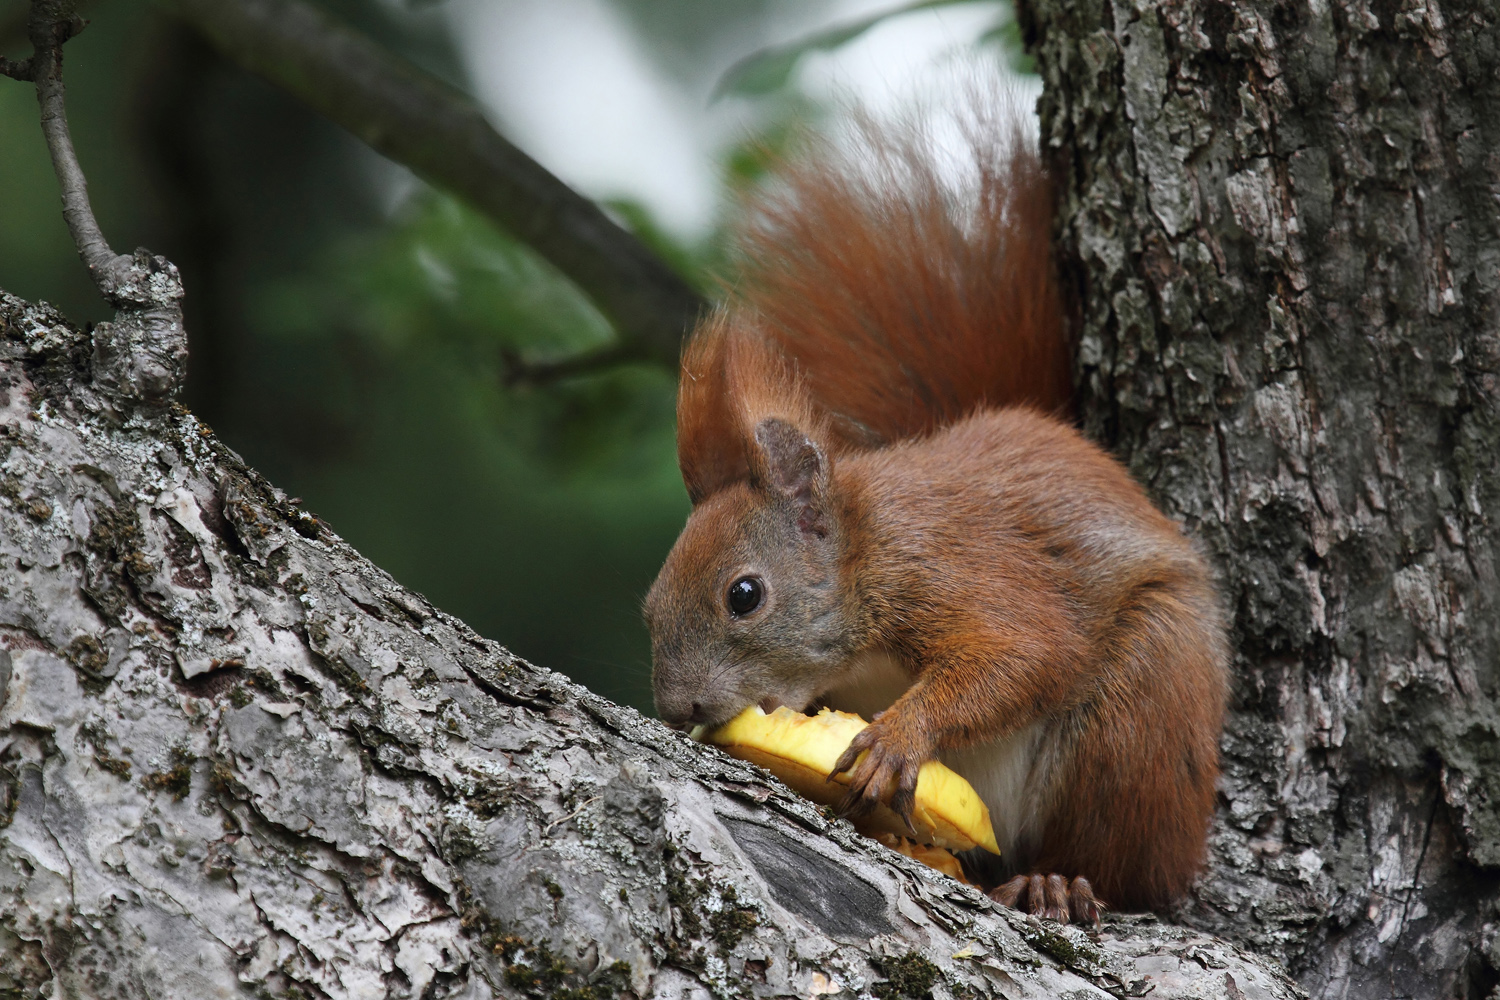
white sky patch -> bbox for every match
[447,0,719,236]
[445,0,1036,239]
[801,1,1029,114]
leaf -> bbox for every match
[711,0,999,101]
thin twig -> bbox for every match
[3,0,187,404]
[157,0,705,370]
[543,795,600,835]
[26,1,131,297]
[501,342,649,388]
[0,54,32,79]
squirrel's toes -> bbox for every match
[989,873,1102,926]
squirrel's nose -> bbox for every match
[656,696,707,728]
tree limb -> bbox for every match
[0,0,95,78]
[156,0,705,370]
[0,53,30,78]
[0,287,1300,1000]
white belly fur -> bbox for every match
[817,648,1054,859]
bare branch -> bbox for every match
[23,1,131,295]
[0,0,93,57]
[0,54,31,79]
[158,0,705,370]
[501,342,649,387]
[3,0,187,405]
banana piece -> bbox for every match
[704,706,1000,856]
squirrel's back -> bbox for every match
[677,104,1071,502]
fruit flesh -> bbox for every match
[704,706,1000,856]
[872,833,974,884]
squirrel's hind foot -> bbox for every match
[989,874,1102,926]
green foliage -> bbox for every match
[346,194,611,361]
[242,189,690,708]
[329,191,680,473]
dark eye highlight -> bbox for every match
[726,576,764,616]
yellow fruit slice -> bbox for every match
[704,706,1000,856]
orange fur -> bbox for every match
[676,314,828,503]
[829,409,1226,910]
[649,104,1226,919]
[677,110,1071,497]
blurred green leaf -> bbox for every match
[356,192,616,362]
[281,188,689,471]
[239,185,690,710]
[711,0,999,101]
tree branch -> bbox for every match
[23,1,129,295]
[3,0,187,405]
[0,286,1303,1000]
[156,0,705,370]
[0,0,93,72]
[501,341,649,387]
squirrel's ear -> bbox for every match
[753,417,828,534]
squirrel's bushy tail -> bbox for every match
[678,99,1070,503]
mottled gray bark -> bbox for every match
[1024,0,1500,996]
[0,293,1297,997]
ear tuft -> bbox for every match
[754,417,827,534]
[676,316,830,506]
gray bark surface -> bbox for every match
[1024,0,1500,995]
[0,294,1297,997]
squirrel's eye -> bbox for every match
[726,576,764,616]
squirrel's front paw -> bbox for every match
[829,716,930,830]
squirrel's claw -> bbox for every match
[833,733,885,818]
[887,779,919,835]
[831,723,923,832]
[830,727,877,782]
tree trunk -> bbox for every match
[1023,0,1500,995]
[0,293,1296,997]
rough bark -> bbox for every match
[1024,0,1500,995]
[0,294,1297,997]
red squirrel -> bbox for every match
[643,108,1228,924]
